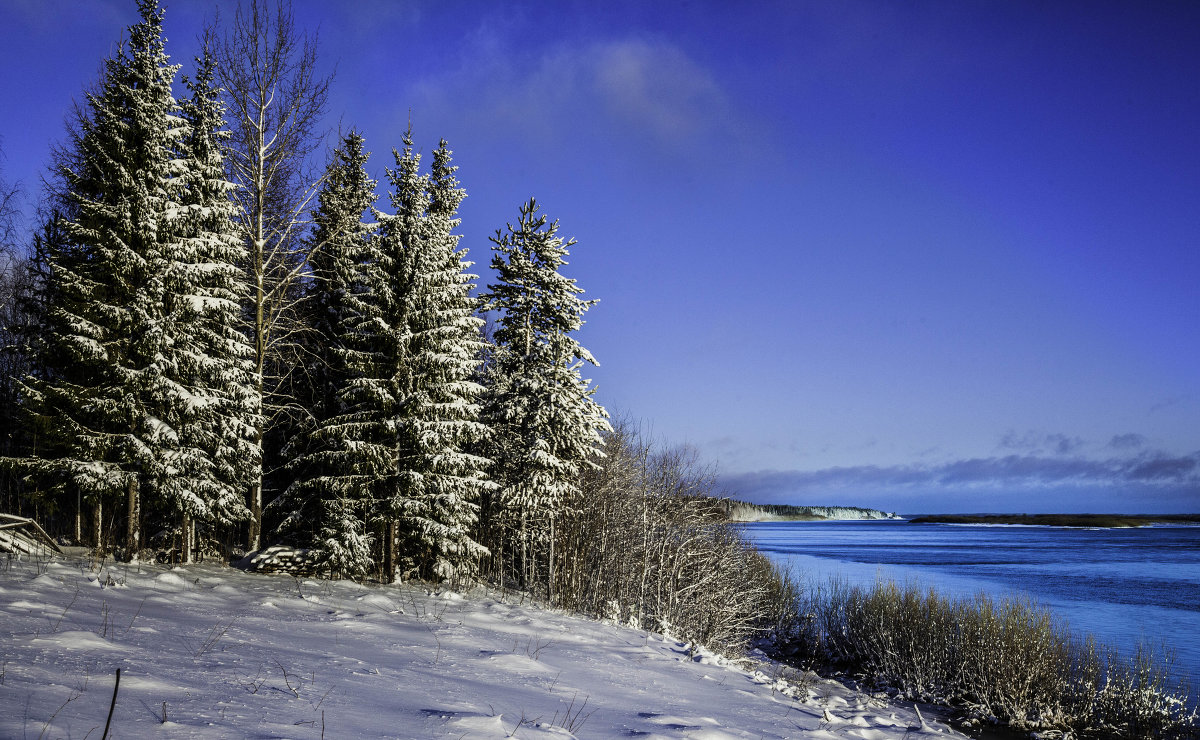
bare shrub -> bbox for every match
[551,418,796,655]
[807,577,1197,737]
[954,592,1072,726]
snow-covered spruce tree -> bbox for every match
[269,131,378,579]
[398,139,492,582]
[158,49,260,562]
[324,130,491,583]
[481,199,609,595]
[14,215,91,541]
[20,0,181,561]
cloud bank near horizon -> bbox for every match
[721,449,1200,513]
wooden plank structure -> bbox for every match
[0,514,64,556]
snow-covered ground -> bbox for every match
[1,550,960,739]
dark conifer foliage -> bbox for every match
[0,147,35,518]
[270,131,378,578]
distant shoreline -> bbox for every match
[724,500,902,522]
[909,513,1200,528]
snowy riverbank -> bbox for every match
[1,550,960,739]
[728,503,903,522]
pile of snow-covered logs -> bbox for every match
[236,545,323,576]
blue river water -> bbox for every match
[744,520,1200,691]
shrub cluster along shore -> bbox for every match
[776,578,1198,738]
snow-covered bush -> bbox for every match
[1075,641,1198,739]
[238,545,323,576]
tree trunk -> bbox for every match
[125,476,139,563]
[496,529,504,590]
[74,490,82,545]
[246,387,263,553]
[519,515,529,590]
[182,511,192,564]
[247,271,265,553]
[382,520,396,583]
[548,516,555,606]
[247,482,262,552]
[92,498,103,553]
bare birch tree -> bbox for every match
[206,0,332,549]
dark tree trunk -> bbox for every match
[382,520,396,583]
[92,498,103,552]
[248,483,262,551]
[182,511,192,564]
[125,477,139,562]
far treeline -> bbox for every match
[910,514,1200,528]
[725,500,899,521]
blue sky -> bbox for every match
[1,0,1197,513]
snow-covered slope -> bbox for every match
[1,551,958,739]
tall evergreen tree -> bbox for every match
[159,49,260,561]
[21,0,181,561]
[270,131,378,579]
[19,4,256,562]
[481,199,609,592]
[398,139,492,581]
[309,129,491,583]
[348,131,431,582]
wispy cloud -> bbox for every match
[1108,433,1147,450]
[1149,395,1191,415]
[722,450,1200,503]
[591,39,734,145]
[998,430,1084,455]
[404,34,749,158]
